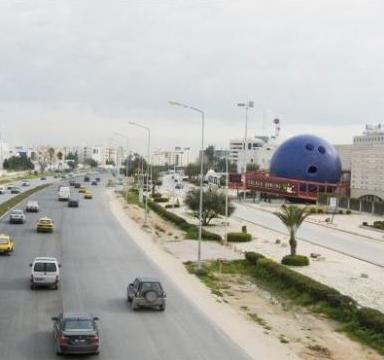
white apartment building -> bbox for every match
[152,147,191,167]
[229,135,280,173]
[335,124,384,200]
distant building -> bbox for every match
[335,124,384,200]
[152,147,191,167]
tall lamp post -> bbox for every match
[169,101,205,270]
[237,101,254,200]
[128,122,151,225]
[113,132,130,201]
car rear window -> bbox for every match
[141,282,162,292]
[0,238,9,244]
[33,263,57,272]
[64,319,94,331]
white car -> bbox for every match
[29,257,61,290]
[0,186,6,194]
[25,200,39,212]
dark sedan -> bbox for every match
[74,182,81,189]
[68,199,79,208]
[52,312,100,355]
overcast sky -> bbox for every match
[0,0,383,156]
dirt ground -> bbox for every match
[114,192,382,360]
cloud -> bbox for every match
[0,0,383,152]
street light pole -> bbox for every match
[169,101,204,270]
[128,122,151,225]
[237,101,254,201]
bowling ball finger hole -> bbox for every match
[307,165,318,175]
[305,144,314,151]
[318,146,326,154]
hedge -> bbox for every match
[227,232,252,242]
[245,251,265,265]
[147,199,222,241]
[357,307,384,334]
[165,204,180,209]
[154,197,169,203]
[254,258,340,303]
[281,254,309,266]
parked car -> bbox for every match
[95,177,101,182]
[10,186,22,194]
[68,199,79,208]
[84,176,90,182]
[175,183,183,190]
[52,312,100,355]
[7,183,15,190]
[91,180,97,186]
[9,209,26,224]
[84,191,93,199]
[21,181,30,187]
[25,200,39,212]
[36,217,54,232]
[40,176,47,181]
[127,277,166,311]
[0,234,14,255]
[0,186,6,194]
[29,257,60,289]
[69,180,76,186]
[74,182,81,189]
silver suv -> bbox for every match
[127,277,166,311]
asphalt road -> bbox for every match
[234,203,384,267]
[0,178,249,359]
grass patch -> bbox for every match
[248,313,271,330]
[0,184,50,217]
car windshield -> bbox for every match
[64,319,94,331]
[12,210,23,215]
[33,263,57,272]
[141,282,162,292]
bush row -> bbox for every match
[153,197,169,203]
[147,199,221,241]
[226,232,252,242]
[247,256,384,348]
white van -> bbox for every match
[58,186,70,201]
[30,257,61,289]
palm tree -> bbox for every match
[273,205,309,256]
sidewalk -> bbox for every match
[237,200,384,242]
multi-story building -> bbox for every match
[152,147,191,167]
[229,135,280,173]
[335,124,384,200]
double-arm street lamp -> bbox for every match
[128,122,151,225]
[169,101,204,270]
[237,101,254,200]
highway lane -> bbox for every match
[234,203,384,267]
[0,180,250,359]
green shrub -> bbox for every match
[245,252,265,265]
[255,258,339,302]
[154,197,169,203]
[357,307,384,334]
[317,208,324,214]
[338,210,344,214]
[151,192,162,198]
[309,207,317,214]
[373,221,384,230]
[346,209,351,215]
[362,221,368,226]
[165,204,180,209]
[281,255,309,266]
[227,232,252,242]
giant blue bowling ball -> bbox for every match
[269,134,341,183]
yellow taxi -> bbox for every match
[84,190,93,199]
[0,234,14,255]
[79,185,87,193]
[36,217,54,233]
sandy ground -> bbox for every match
[107,190,383,360]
